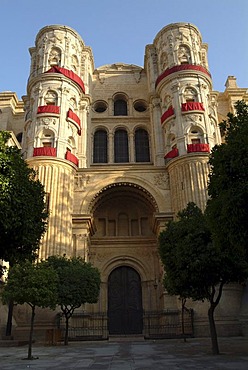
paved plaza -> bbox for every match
[1,337,248,369]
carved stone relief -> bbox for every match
[74,173,90,191]
[153,172,170,190]
[39,117,57,126]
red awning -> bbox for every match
[181,102,205,112]
[65,150,79,166]
[67,109,81,135]
[164,148,179,159]
[187,143,210,153]
[37,105,60,114]
[161,106,175,124]
[33,147,57,157]
[155,64,211,87]
[45,66,85,93]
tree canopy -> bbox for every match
[159,203,221,302]
[1,260,58,359]
[47,255,101,345]
[158,202,247,355]
[0,131,48,266]
[206,100,248,257]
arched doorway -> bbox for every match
[108,266,143,335]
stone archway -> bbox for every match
[108,266,143,335]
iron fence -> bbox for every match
[56,309,194,341]
[143,309,194,339]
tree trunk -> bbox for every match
[28,305,36,360]
[5,300,14,337]
[208,304,219,355]
[181,298,186,342]
[64,316,69,345]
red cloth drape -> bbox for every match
[37,105,60,114]
[33,147,56,157]
[46,66,85,93]
[181,102,205,112]
[156,64,211,87]
[164,148,179,159]
[65,151,79,166]
[187,143,210,153]
[67,109,81,135]
[161,106,175,124]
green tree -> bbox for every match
[1,261,58,360]
[158,202,246,355]
[0,131,48,336]
[47,256,101,345]
[206,100,248,261]
[0,131,48,265]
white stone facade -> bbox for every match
[1,22,248,340]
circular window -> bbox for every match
[133,100,147,112]
[93,100,108,113]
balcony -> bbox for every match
[66,109,81,135]
[187,143,210,153]
[37,105,60,115]
[161,106,175,125]
[164,148,179,159]
[181,102,205,113]
[33,147,57,157]
[65,150,79,166]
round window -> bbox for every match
[133,100,147,112]
[93,101,108,113]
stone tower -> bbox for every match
[146,23,221,214]
[22,25,93,259]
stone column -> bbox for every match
[150,96,164,166]
[129,132,135,163]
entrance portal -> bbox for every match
[108,266,143,335]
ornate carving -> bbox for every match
[185,114,203,123]
[154,172,170,190]
[74,174,90,191]
[177,45,191,64]
[51,31,63,44]
[152,97,161,108]
[48,47,61,66]
[134,71,141,83]
[39,117,56,126]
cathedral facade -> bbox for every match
[1,22,248,340]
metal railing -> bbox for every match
[57,312,108,340]
[56,309,194,341]
[143,309,194,339]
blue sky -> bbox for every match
[1,0,247,99]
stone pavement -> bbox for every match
[1,337,248,369]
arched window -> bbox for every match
[44,90,58,105]
[114,129,129,163]
[38,129,55,147]
[135,129,150,162]
[67,136,76,153]
[118,213,129,236]
[184,87,198,103]
[114,99,127,116]
[48,47,61,66]
[189,127,203,144]
[71,55,79,73]
[93,129,108,163]
[69,98,77,111]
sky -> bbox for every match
[1,0,247,100]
